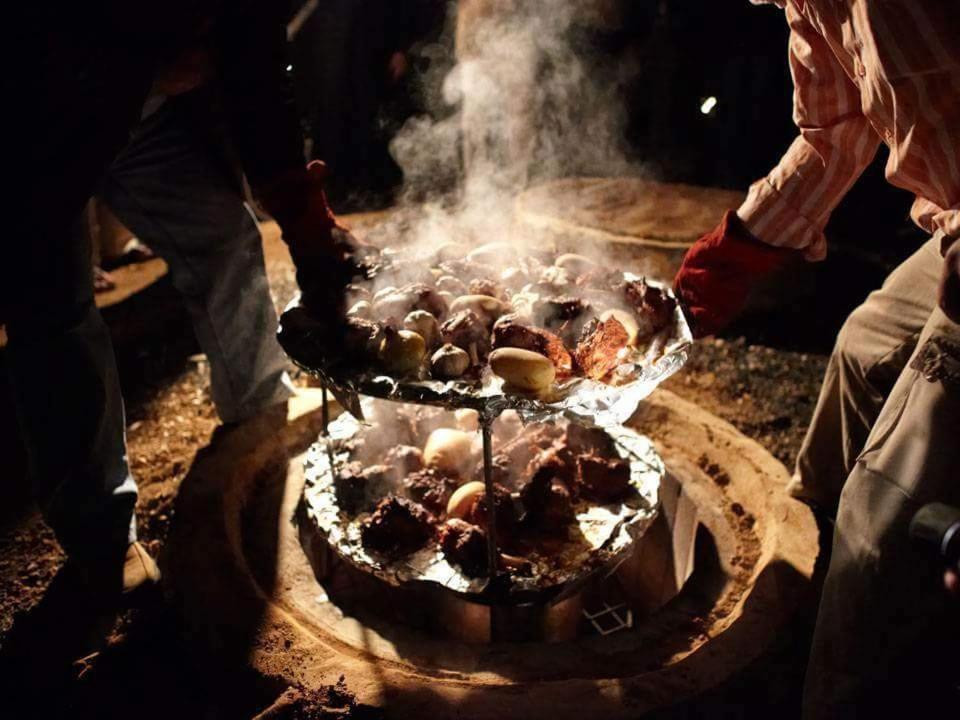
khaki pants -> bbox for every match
[790,239,960,717]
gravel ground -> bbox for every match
[664,337,828,471]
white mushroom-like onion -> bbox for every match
[425,429,476,477]
[378,329,426,374]
[430,343,471,379]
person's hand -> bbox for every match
[387,51,409,84]
[258,161,376,315]
[674,211,800,338]
[938,238,960,324]
[946,568,960,596]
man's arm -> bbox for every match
[737,4,880,261]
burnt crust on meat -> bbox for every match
[360,496,435,556]
[623,278,676,337]
[576,454,631,503]
[402,467,459,515]
[464,483,517,538]
[335,462,394,514]
[574,316,629,381]
[383,445,425,476]
[438,519,489,577]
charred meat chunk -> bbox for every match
[565,423,618,457]
[335,463,395,514]
[473,452,514,489]
[574,316,629,381]
[576,454,632,503]
[402,468,459,515]
[438,519,489,577]
[343,317,385,359]
[541,484,576,530]
[623,279,676,338]
[521,450,577,530]
[540,296,589,325]
[360,496,435,556]
[383,445,425,476]
[492,315,545,354]
[464,483,517,538]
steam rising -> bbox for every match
[384,0,639,263]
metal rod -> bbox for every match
[480,413,501,641]
[321,384,330,436]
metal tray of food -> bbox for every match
[278,244,692,428]
[298,399,662,604]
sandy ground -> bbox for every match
[0,219,828,718]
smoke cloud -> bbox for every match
[382,0,641,263]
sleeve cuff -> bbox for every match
[737,176,827,261]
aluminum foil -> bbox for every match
[278,274,692,427]
[299,399,663,602]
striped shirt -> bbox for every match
[738,0,960,260]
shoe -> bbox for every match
[122,542,162,599]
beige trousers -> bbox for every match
[791,238,960,717]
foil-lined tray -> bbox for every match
[278,274,692,428]
[299,399,663,603]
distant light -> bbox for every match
[286,64,294,72]
[700,96,718,115]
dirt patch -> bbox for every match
[664,337,827,470]
[253,679,382,720]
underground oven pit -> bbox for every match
[165,389,817,719]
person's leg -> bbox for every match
[4,17,154,579]
[98,95,291,424]
[789,239,942,514]
[802,303,960,718]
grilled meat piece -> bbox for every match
[384,445,425,476]
[360,496,435,556]
[402,468,459,515]
[335,462,394,515]
[464,483,517,538]
[343,317,385,359]
[541,484,576,529]
[473,452,514,489]
[565,423,618,457]
[438,519,489,577]
[574,316,629,381]
[540,296,589,325]
[623,279,676,338]
[576,454,631,503]
[492,315,544,353]
[521,449,577,530]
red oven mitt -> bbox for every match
[674,211,799,338]
[258,161,371,314]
